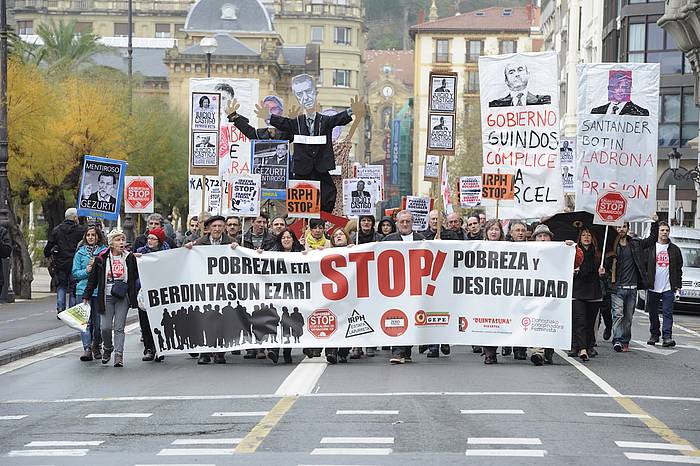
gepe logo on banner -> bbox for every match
[415,310,450,326]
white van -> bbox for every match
[637,226,700,313]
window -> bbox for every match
[334,26,351,45]
[626,16,685,74]
[155,23,171,38]
[658,88,699,147]
[311,26,323,43]
[114,23,129,37]
[499,40,517,54]
[467,71,479,93]
[333,69,350,87]
[17,20,33,35]
[435,39,450,63]
[174,23,185,34]
[318,69,324,87]
[466,40,483,62]
[75,22,92,35]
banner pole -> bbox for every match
[600,225,609,268]
[200,175,206,216]
[435,156,444,240]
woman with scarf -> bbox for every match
[72,225,108,362]
[570,227,603,362]
[83,229,139,368]
[377,216,396,237]
[305,218,330,251]
[135,228,170,362]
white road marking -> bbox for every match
[624,452,700,463]
[85,413,152,418]
[585,412,651,419]
[135,464,216,466]
[210,411,268,417]
[298,464,380,466]
[465,449,547,457]
[461,409,524,415]
[638,310,700,338]
[275,357,328,396]
[0,415,27,419]
[310,448,393,456]
[157,448,236,456]
[554,349,623,397]
[631,340,678,355]
[171,438,242,445]
[675,344,700,351]
[0,322,140,376]
[467,438,542,445]
[320,437,394,444]
[336,410,398,415]
[8,449,90,456]
[25,441,104,447]
[616,441,695,451]
[6,391,700,405]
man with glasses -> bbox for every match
[225,216,241,242]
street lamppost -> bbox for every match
[659,2,700,227]
[0,0,14,302]
[199,37,217,78]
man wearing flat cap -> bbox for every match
[184,214,232,365]
[591,70,649,116]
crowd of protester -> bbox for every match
[43,205,681,369]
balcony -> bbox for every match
[277,0,362,19]
[13,0,190,12]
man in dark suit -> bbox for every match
[432,116,447,130]
[195,135,215,147]
[264,74,363,212]
[489,63,551,107]
[434,78,450,93]
[351,180,371,198]
[382,210,425,365]
[87,172,117,207]
[590,70,649,116]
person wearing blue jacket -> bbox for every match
[72,225,107,362]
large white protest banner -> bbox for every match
[138,241,574,355]
[575,64,659,222]
[188,78,258,216]
[479,52,564,219]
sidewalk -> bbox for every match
[0,267,137,365]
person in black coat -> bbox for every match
[571,228,603,362]
[44,208,87,314]
[382,210,425,365]
[133,213,177,251]
[0,225,12,295]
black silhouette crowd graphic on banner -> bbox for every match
[154,302,305,351]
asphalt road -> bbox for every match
[1,309,699,466]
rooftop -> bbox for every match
[410,5,540,37]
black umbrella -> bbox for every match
[543,211,618,255]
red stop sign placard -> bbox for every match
[125,179,153,210]
[596,191,627,223]
[307,308,337,339]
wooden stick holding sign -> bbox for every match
[435,155,444,241]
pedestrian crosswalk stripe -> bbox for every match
[311,448,393,455]
[465,449,547,457]
[135,464,216,466]
[171,438,242,445]
[585,412,651,419]
[8,449,90,457]
[211,411,268,417]
[335,410,398,415]
[467,438,542,445]
[86,413,152,418]
[320,437,394,444]
[0,415,27,420]
[624,452,700,463]
[616,441,695,451]
[25,441,104,447]
[157,448,236,456]
[461,409,524,414]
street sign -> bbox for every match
[594,190,627,226]
[307,309,337,339]
[124,176,154,213]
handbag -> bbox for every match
[108,255,129,299]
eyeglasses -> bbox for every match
[147,236,158,241]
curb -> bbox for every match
[0,315,140,367]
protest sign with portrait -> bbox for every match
[429,72,457,113]
[251,140,289,200]
[191,93,220,131]
[424,154,440,182]
[427,114,455,153]
[479,51,564,219]
[77,155,127,221]
[343,178,379,217]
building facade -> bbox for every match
[409,5,542,196]
[602,0,698,225]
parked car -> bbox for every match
[637,227,700,313]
